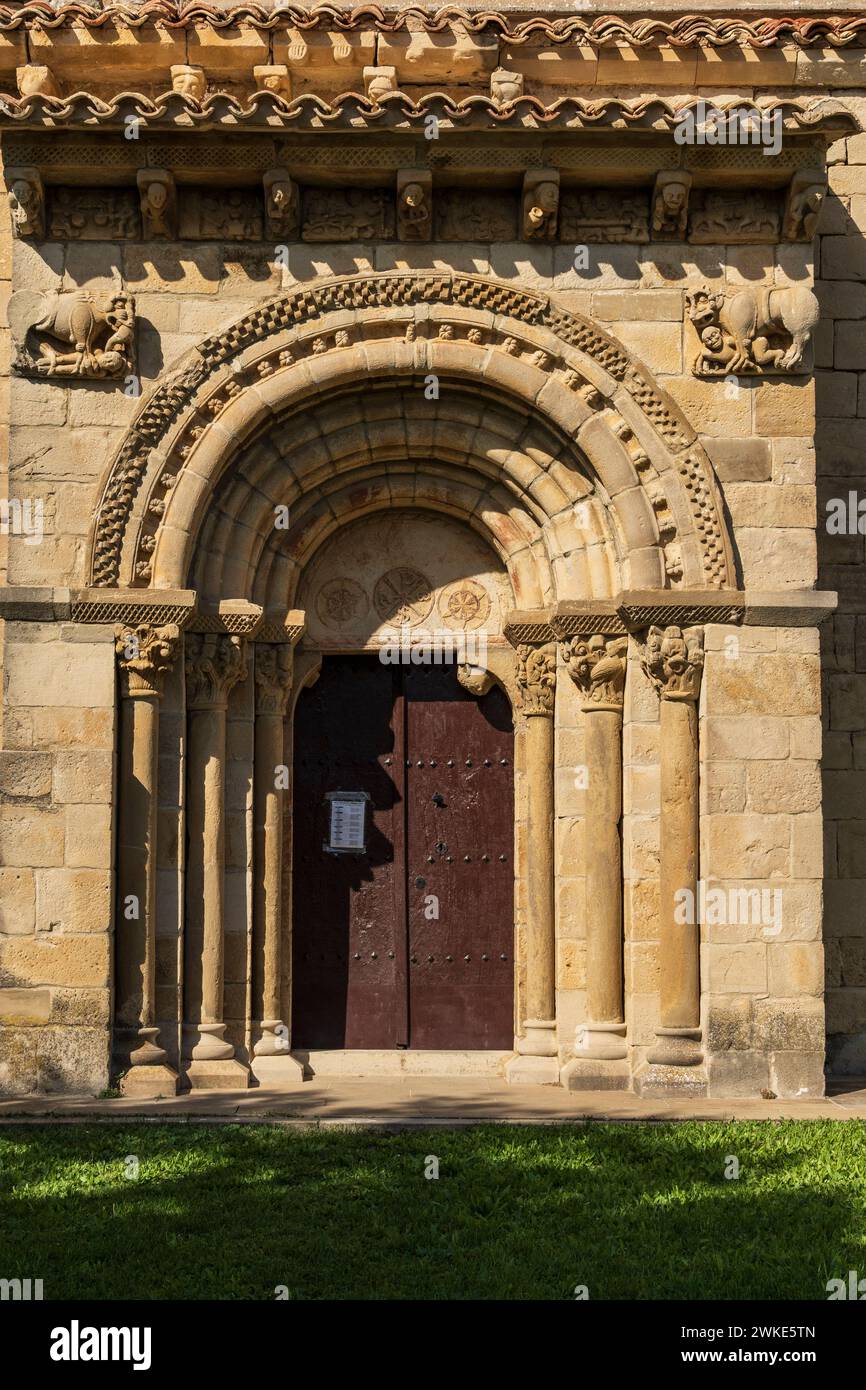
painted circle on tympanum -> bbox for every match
[373,567,434,625]
[315,577,368,629]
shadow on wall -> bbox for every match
[816,184,866,1075]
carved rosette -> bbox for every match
[515,643,556,718]
[185,632,248,710]
[561,633,629,713]
[254,643,293,715]
[115,623,180,699]
[640,624,704,703]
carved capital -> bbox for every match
[115,623,180,699]
[640,624,704,703]
[561,633,628,712]
[185,632,247,710]
[254,643,293,715]
[515,643,556,718]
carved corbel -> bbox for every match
[137,170,176,240]
[651,170,691,239]
[397,169,432,242]
[170,64,207,102]
[639,624,704,703]
[782,168,827,242]
[522,169,559,242]
[7,166,44,239]
[364,66,398,104]
[264,168,300,240]
[16,64,60,99]
[456,664,495,699]
[491,67,524,103]
[254,64,292,99]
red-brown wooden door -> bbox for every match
[291,655,514,1049]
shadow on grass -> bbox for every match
[1,1121,863,1300]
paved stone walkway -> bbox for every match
[1,1077,865,1126]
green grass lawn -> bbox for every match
[2,1120,865,1300]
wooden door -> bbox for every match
[291,656,514,1050]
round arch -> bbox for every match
[88,271,737,599]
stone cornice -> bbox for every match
[0,90,854,136]
[0,7,865,51]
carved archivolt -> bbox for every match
[89,270,735,596]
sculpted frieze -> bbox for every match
[558,189,649,244]
[13,289,135,381]
[686,284,819,376]
[434,189,518,242]
[48,186,140,240]
[687,189,781,243]
[301,187,395,241]
[179,189,263,240]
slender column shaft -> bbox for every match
[524,710,556,1024]
[254,710,285,1030]
[252,643,294,1056]
[584,709,623,1026]
[184,632,247,1062]
[641,623,704,1069]
[508,639,557,1069]
[560,631,628,1069]
[114,623,179,1071]
[187,704,228,1030]
[659,698,700,1029]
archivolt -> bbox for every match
[88,271,736,595]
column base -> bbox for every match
[187,1021,235,1062]
[574,1021,627,1061]
[560,1057,630,1091]
[253,1020,289,1057]
[250,1054,307,1088]
[514,1019,557,1058]
[184,1059,251,1091]
[129,1027,168,1068]
[119,1064,178,1099]
[636,1063,708,1099]
[647,1026,703,1068]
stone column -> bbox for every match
[115,622,180,1098]
[639,624,707,1096]
[251,641,304,1086]
[559,631,630,1091]
[505,637,559,1084]
[184,631,250,1089]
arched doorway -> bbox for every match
[290,508,517,1054]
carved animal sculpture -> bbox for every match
[688,285,818,372]
[34,291,117,357]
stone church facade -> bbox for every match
[0,2,863,1099]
